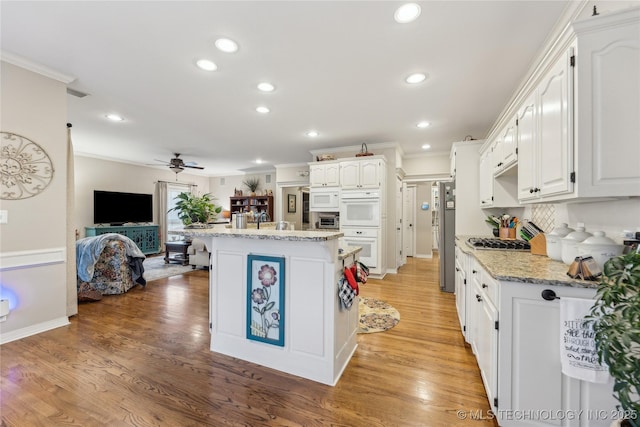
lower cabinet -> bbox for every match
[464,261,618,427]
[454,245,468,338]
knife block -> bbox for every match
[530,233,547,256]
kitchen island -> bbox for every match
[171,228,361,386]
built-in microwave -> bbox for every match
[309,188,340,212]
[318,213,339,229]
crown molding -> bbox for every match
[1,50,75,84]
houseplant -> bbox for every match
[168,192,222,227]
[588,251,640,427]
[243,177,260,196]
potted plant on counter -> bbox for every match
[169,192,222,228]
[588,251,640,427]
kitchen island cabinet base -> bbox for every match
[193,233,359,386]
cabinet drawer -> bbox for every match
[480,273,498,307]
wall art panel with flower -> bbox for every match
[246,254,285,346]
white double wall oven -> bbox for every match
[340,189,381,271]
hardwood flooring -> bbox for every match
[0,257,498,427]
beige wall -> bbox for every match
[402,153,450,179]
[414,182,433,257]
[0,62,69,340]
[209,172,276,212]
[282,187,303,228]
[74,156,211,238]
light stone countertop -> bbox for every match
[338,245,362,261]
[171,227,343,242]
[456,235,597,288]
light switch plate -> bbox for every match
[0,210,7,224]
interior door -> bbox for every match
[403,185,416,257]
[395,176,404,268]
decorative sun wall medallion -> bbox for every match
[1,131,55,200]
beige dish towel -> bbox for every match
[560,297,610,383]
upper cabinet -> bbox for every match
[571,8,640,198]
[493,118,517,176]
[518,47,574,202]
[309,162,340,187]
[340,158,383,189]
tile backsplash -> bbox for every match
[531,204,555,233]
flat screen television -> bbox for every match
[93,190,153,226]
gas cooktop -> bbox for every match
[466,237,531,251]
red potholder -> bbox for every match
[344,267,359,295]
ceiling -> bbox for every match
[1,1,573,176]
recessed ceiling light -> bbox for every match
[196,59,217,71]
[422,144,431,150]
[255,158,264,164]
[256,106,270,114]
[405,73,427,84]
[417,121,431,128]
[106,114,124,121]
[395,3,421,23]
[257,82,275,92]
[215,38,238,53]
[306,130,319,138]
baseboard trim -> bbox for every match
[0,316,70,345]
[415,253,433,259]
[386,268,398,275]
[0,247,66,271]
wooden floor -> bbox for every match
[1,257,498,427]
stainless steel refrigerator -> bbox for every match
[438,181,455,292]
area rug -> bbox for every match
[143,255,195,282]
[358,297,400,334]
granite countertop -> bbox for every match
[338,245,362,261]
[171,228,343,242]
[455,235,597,288]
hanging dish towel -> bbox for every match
[559,297,610,383]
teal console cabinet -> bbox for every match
[85,225,159,255]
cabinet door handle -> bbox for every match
[541,289,560,301]
[456,267,460,272]
[476,294,482,302]
[530,188,534,194]
[472,269,477,274]
[482,283,488,289]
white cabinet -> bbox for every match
[493,118,517,176]
[479,149,493,207]
[479,144,519,208]
[571,8,640,198]
[454,245,468,339]
[517,47,574,203]
[497,281,616,427]
[340,159,383,189]
[309,162,340,187]
[469,261,499,413]
[517,7,640,203]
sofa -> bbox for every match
[76,233,146,301]
[188,238,210,269]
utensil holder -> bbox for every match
[499,227,516,239]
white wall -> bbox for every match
[0,61,69,342]
[550,199,640,244]
[74,156,211,238]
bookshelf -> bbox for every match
[230,195,273,220]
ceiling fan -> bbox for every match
[154,153,204,174]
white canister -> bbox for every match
[546,223,575,261]
[577,231,624,270]
[561,227,593,265]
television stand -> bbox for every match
[85,224,159,255]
